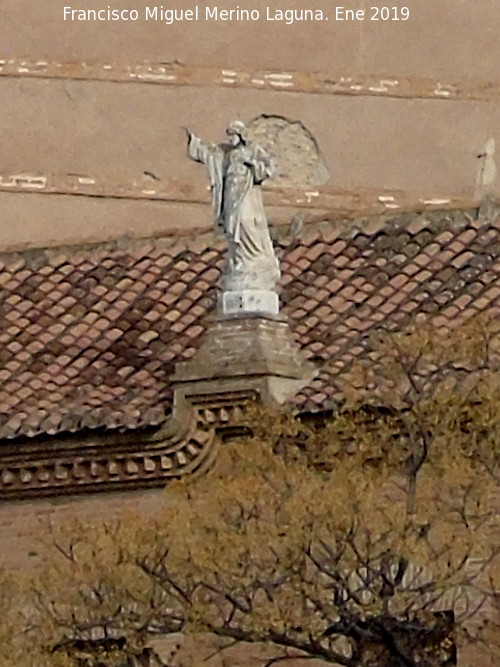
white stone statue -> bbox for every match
[185,120,280,314]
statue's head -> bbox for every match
[226,120,246,146]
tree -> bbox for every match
[6,318,500,666]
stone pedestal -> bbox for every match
[172,315,316,409]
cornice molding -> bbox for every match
[0,399,252,500]
[0,388,259,501]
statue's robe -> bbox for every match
[187,133,280,290]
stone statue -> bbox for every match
[185,120,280,315]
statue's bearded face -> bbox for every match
[226,130,242,147]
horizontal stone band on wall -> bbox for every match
[0,59,499,103]
[0,169,478,219]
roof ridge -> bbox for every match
[0,228,223,269]
[275,204,492,247]
[0,201,497,268]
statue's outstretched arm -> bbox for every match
[183,127,210,165]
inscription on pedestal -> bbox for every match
[219,290,279,315]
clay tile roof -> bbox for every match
[0,206,500,439]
